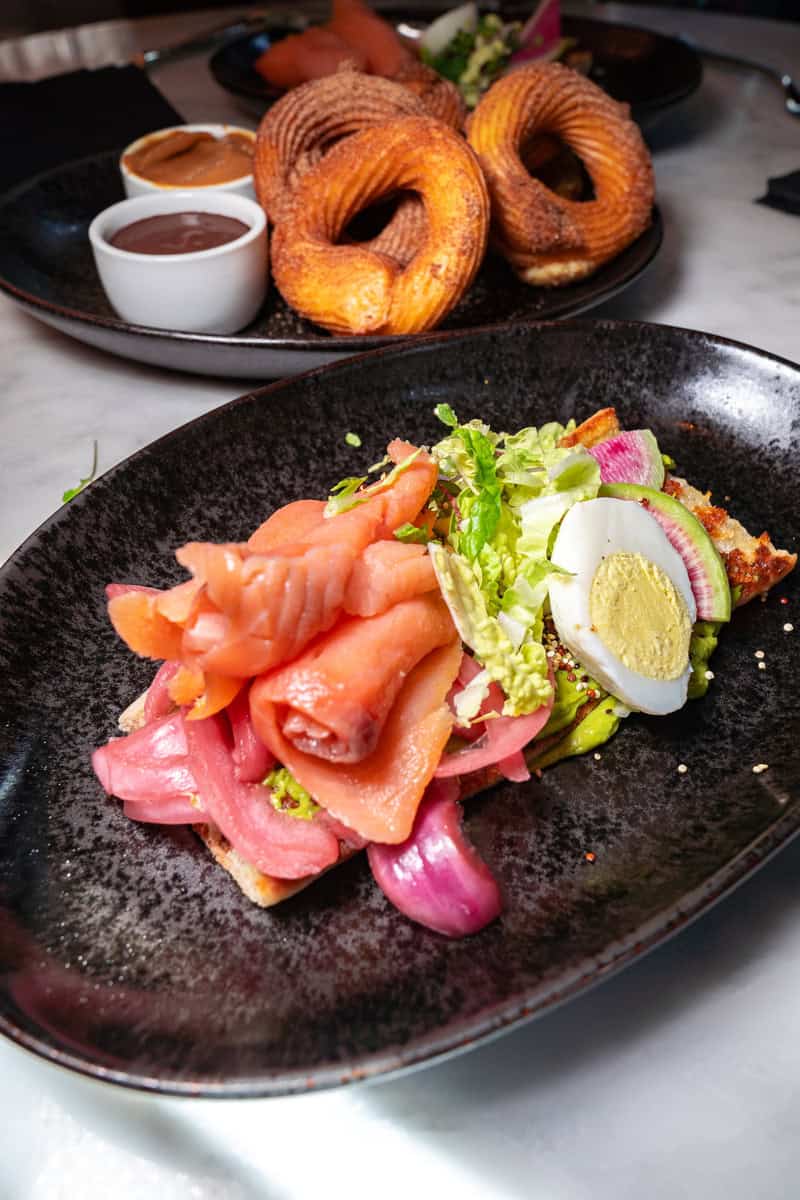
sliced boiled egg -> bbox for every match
[548,497,697,715]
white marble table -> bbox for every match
[2,6,800,1198]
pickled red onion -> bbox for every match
[436,656,554,780]
[367,778,502,937]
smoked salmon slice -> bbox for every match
[253,592,456,762]
[247,499,327,554]
[326,0,413,76]
[254,26,367,90]
[344,540,437,616]
[251,638,461,844]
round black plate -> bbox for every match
[0,153,662,380]
[0,319,797,1096]
[209,12,702,125]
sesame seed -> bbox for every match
[752,763,769,774]
[677,763,688,774]
[593,752,602,761]
[755,650,765,659]
[784,623,794,633]
[758,661,767,671]
[705,669,715,680]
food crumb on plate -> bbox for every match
[677,763,688,774]
[752,763,769,774]
[784,623,794,633]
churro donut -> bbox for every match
[466,62,654,286]
[271,116,489,336]
[254,69,434,267]
[389,60,467,130]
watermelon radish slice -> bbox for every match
[510,0,563,64]
[588,430,665,490]
[600,483,732,622]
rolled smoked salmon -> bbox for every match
[250,638,462,844]
[253,592,456,762]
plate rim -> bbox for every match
[1,317,797,1098]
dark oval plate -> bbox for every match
[1,319,798,1097]
[209,11,702,125]
[0,152,661,380]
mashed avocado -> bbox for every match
[688,621,721,699]
[530,697,622,770]
[589,551,693,681]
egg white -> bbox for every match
[548,497,697,715]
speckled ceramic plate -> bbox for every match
[0,151,661,380]
[1,320,798,1097]
[209,12,702,125]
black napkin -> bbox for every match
[0,64,184,195]
[756,169,800,216]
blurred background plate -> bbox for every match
[209,11,703,125]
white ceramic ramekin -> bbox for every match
[88,191,268,334]
[120,124,257,200]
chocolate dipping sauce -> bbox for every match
[109,211,250,255]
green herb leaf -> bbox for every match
[451,425,501,560]
[345,431,362,447]
[394,522,431,545]
[325,448,421,517]
[434,402,458,428]
[263,767,320,821]
[62,440,98,503]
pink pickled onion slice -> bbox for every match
[227,685,276,783]
[367,778,502,937]
[92,710,196,803]
[510,0,562,63]
[123,795,205,824]
[497,750,530,783]
[144,660,181,723]
[105,582,159,600]
[436,657,554,779]
[183,712,341,879]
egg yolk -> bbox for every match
[589,551,692,680]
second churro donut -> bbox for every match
[271,116,489,336]
[466,62,654,286]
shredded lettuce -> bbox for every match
[429,541,551,716]
[428,407,600,712]
[394,522,431,545]
[421,13,520,107]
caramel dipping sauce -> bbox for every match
[123,129,254,188]
[109,211,250,255]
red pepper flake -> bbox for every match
[587,688,597,700]
[781,596,789,605]
[567,672,576,682]
[584,851,596,863]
